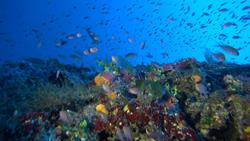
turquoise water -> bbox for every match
[1,0,250,66]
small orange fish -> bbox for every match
[218,44,239,56]
[89,47,98,53]
[213,52,225,62]
[223,22,237,28]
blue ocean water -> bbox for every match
[1,0,249,66]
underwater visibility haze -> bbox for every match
[0,0,250,140]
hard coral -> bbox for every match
[92,116,106,133]
[94,74,110,86]
[223,74,242,91]
[192,74,202,84]
[107,92,117,100]
[96,104,108,115]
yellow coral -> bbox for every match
[112,108,119,115]
[107,92,117,100]
[96,104,108,114]
[244,126,250,134]
[177,122,184,129]
[123,104,130,113]
[94,74,110,86]
[192,74,202,83]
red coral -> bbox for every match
[183,128,200,141]
[92,116,106,133]
[125,111,142,123]
[92,99,197,140]
[108,115,125,129]
[20,112,46,122]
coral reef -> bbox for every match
[0,58,250,141]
